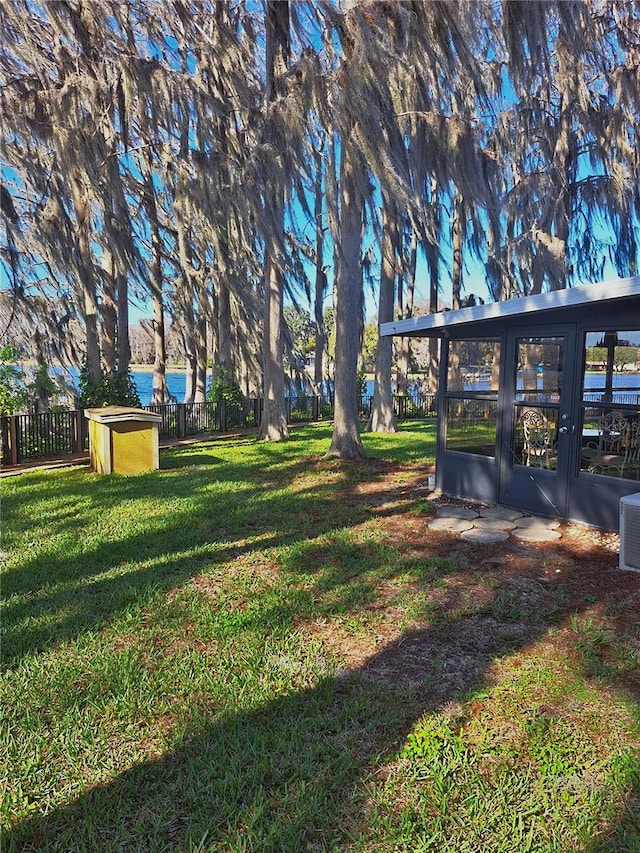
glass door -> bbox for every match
[569,328,640,529]
[499,329,578,517]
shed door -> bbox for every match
[499,329,578,517]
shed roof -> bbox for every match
[379,276,640,338]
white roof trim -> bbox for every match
[380,276,640,337]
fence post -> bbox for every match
[9,415,19,465]
[216,400,227,432]
[71,410,80,454]
[74,410,89,455]
[177,403,187,439]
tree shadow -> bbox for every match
[4,538,640,851]
[2,445,432,667]
[3,428,639,849]
[1,474,362,665]
[586,780,640,853]
[2,434,436,667]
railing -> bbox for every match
[0,392,437,468]
[583,392,640,406]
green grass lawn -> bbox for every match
[2,421,640,852]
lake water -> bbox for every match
[130,371,186,404]
[122,371,640,405]
[465,373,640,395]
[51,367,640,406]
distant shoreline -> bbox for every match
[18,361,187,375]
[128,364,187,374]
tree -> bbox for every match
[367,195,397,433]
[312,144,329,394]
[1,0,639,429]
[283,306,314,394]
[395,221,417,396]
[327,79,367,458]
[259,0,290,441]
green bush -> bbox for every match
[0,346,28,415]
[78,362,141,408]
[207,367,245,407]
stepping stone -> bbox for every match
[472,518,516,531]
[478,506,524,521]
[460,528,509,543]
[512,528,562,542]
[435,507,479,520]
[427,517,475,533]
[515,516,561,530]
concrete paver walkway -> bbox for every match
[428,503,564,543]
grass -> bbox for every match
[1,420,640,852]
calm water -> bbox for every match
[131,371,187,404]
[52,367,640,406]
[138,372,640,404]
[60,370,325,405]
[465,373,640,394]
[52,367,188,406]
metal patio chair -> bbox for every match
[520,409,558,469]
[582,411,632,477]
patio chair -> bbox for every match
[520,409,557,469]
[582,411,632,477]
[623,420,640,480]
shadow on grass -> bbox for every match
[5,528,640,850]
[3,422,639,849]
[1,490,349,666]
[1,426,438,667]
[586,776,640,853]
[5,586,640,852]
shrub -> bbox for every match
[207,367,245,407]
[0,346,28,415]
[78,362,141,408]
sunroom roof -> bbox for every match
[379,276,640,338]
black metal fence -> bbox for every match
[1,393,437,468]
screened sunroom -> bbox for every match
[380,277,640,531]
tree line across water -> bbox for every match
[1,2,638,457]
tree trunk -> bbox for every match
[217,278,233,378]
[448,192,464,388]
[313,148,327,394]
[490,341,501,391]
[260,247,289,439]
[103,144,132,376]
[116,271,130,374]
[101,247,117,375]
[184,351,196,403]
[140,146,169,404]
[194,306,207,403]
[259,0,290,441]
[33,329,50,411]
[209,282,219,389]
[368,196,397,433]
[151,282,168,404]
[182,313,196,403]
[395,225,417,395]
[149,213,168,404]
[426,178,441,394]
[532,92,572,294]
[70,170,101,382]
[328,135,367,459]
